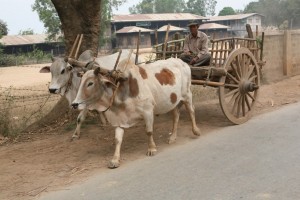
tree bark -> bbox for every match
[51,0,102,56]
[34,0,102,130]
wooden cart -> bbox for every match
[154,25,265,124]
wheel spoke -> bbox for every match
[225,88,239,98]
[249,75,258,82]
[231,62,241,80]
[241,54,246,78]
[245,95,251,111]
[247,92,256,101]
[226,72,239,84]
[224,83,239,88]
[246,65,255,79]
[232,94,241,116]
[242,94,246,116]
[237,94,242,117]
[229,90,240,105]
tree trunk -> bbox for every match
[52,0,102,56]
[33,0,103,131]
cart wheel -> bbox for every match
[219,47,260,124]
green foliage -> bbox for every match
[184,0,206,16]
[129,0,155,14]
[244,0,300,27]
[155,0,186,13]
[218,7,236,16]
[0,19,8,36]
[19,28,35,35]
[130,0,217,16]
[32,0,125,47]
[0,46,52,67]
[32,0,61,41]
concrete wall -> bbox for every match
[262,30,300,83]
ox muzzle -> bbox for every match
[71,103,79,109]
[49,88,58,94]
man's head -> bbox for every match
[188,20,199,36]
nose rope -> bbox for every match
[56,71,74,97]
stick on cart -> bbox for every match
[155,24,266,124]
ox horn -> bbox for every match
[94,67,101,76]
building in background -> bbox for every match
[208,13,264,37]
[115,26,153,49]
[111,13,206,48]
[0,34,64,56]
[199,23,229,39]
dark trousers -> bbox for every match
[180,53,211,66]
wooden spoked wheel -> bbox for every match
[219,47,260,125]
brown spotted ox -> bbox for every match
[72,58,201,168]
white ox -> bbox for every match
[72,58,201,168]
[40,50,136,139]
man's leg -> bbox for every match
[194,53,211,67]
[180,53,193,64]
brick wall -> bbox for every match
[262,30,300,83]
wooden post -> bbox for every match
[256,25,259,38]
[260,32,265,61]
[283,30,292,76]
[135,30,141,65]
[162,24,170,60]
[246,24,254,38]
[75,34,84,59]
[155,29,158,45]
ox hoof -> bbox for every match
[193,127,201,136]
[146,148,157,156]
[71,135,80,141]
[108,160,120,169]
[167,134,177,144]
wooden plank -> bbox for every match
[191,80,224,87]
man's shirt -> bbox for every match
[183,31,209,59]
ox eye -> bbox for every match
[88,82,94,87]
[61,69,65,74]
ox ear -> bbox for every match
[40,66,50,73]
[51,56,56,62]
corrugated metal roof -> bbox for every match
[208,13,263,22]
[0,34,57,46]
[199,23,229,30]
[157,25,186,32]
[116,26,153,34]
[112,13,207,22]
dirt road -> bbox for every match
[0,73,300,200]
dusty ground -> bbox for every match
[1,65,300,200]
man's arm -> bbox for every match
[197,33,209,59]
[183,36,190,54]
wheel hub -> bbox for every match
[240,81,259,94]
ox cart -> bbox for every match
[66,24,265,125]
[153,24,265,124]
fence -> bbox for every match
[0,86,61,137]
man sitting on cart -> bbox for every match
[180,20,211,66]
